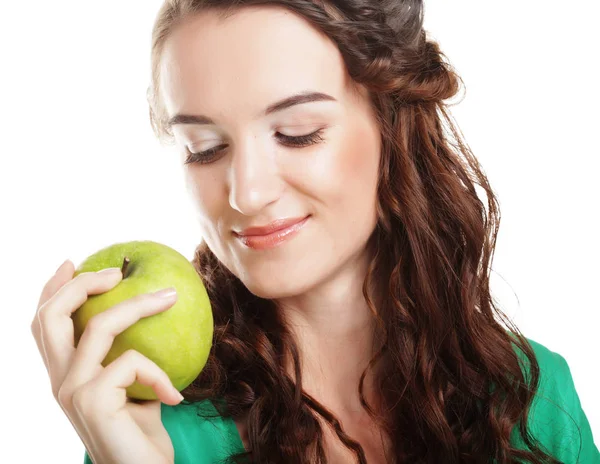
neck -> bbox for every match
[276,251,383,416]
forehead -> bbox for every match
[159,6,349,118]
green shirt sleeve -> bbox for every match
[511,338,600,463]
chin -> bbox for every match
[241,278,302,300]
[238,268,316,300]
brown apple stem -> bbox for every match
[121,256,130,278]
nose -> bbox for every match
[228,135,283,215]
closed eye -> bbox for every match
[184,129,325,165]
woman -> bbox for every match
[31,1,598,463]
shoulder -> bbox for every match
[160,398,244,464]
[510,336,600,463]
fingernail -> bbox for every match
[97,267,122,275]
[174,390,184,402]
[153,287,177,299]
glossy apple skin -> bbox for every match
[71,240,214,401]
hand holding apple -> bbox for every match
[71,240,214,401]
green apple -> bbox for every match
[71,240,213,401]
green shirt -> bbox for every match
[83,337,599,463]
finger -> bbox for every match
[102,349,182,407]
[37,268,124,397]
[73,350,182,418]
[37,259,74,310]
[32,260,75,372]
[65,289,177,391]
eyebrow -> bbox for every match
[167,91,337,128]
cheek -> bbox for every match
[288,127,380,207]
[329,126,381,212]
[184,168,224,222]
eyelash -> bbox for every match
[184,129,325,165]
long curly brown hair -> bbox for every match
[147,1,566,463]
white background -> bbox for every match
[1,1,598,462]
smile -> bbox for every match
[234,215,310,250]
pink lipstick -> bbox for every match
[233,215,310,250]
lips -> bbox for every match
[233,215,310,250]
[234,216,309,237]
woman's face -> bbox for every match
[159,6,381,299]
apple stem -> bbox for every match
[121,256,130,278]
